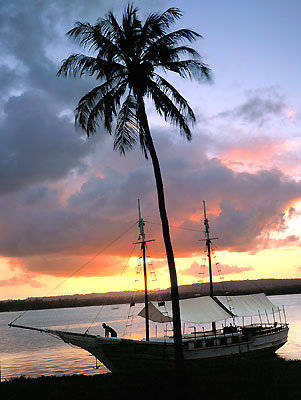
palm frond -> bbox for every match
[88,82,127,135]
[147,78,193,139]
[57,52,126,82]
[66,20,123,65]
[167,45,201,59]
[153,7,182,33]
[98,12,124,46]
[153,74,195,122]
[74,80,114,128]
[57,54,98,77]
[160,59,211,81]
[75,78,126,135]
[114,94,139,155]
[137,8,184,59]
[142,28,201,63]
[66,21,95,46]
[142,7,182,37]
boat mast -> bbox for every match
[136,199,154,341]
[203,201,214,298]
[203,200,218,331]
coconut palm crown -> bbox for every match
[57,4,211,371]
[57,5,210,157]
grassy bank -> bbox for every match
[1,358,300,399]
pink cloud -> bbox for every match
[215,136,301,180]
[180,261,254,278]
[0,273,43,288]
[285,108,297,121]
[219,137,297,174]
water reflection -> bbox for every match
[0,294,300,380]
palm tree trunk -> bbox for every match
[137,98,184,371]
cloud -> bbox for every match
[180,261,254,279]
[0,146,300,278]
[0,272,43,288]
[216,137,301,177]
[285,108,297,121]
[0,91,103,194]
[0,0,166,112]
[214,88,285,125]
[158,158,301,255]
[13,254,129,278]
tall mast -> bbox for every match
[202,200,218,331]
[135,199,154,341]
[203,200,214,298]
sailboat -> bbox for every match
[9,201,289,373]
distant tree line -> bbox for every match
[1,279,300,313]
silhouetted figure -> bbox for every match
[223,323,238,334]
[102,323,117,337]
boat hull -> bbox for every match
[56,325,289,373]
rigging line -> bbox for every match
[85,240,139,334]
[211,247,228,293]
[210,241,263,291]
[123,246,142,338]
[9,221,138,326]
[144,220,202,233]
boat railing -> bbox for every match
[241,322,288,336]
[181,321,288,346]
[163,320,288,343]
[181,322,288,350]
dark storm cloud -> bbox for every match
[0,0,115,195]
[0,0,101,115]
[0,0,166,108]
[0,0,170,197]
[0,90,101,193]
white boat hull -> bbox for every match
[55,324,289,372]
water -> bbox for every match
[271,294,301,361]
[0,294,300,380]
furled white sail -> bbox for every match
[138,302,173,323]
[138,293,279,324]
[138,296,233,324]
[216,293,279,317]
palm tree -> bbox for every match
[57,4,211,371]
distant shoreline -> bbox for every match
[1,278,300,313]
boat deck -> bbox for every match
[156,323,289,349]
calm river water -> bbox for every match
[0,294,300,380]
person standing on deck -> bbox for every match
[102,323,117,337]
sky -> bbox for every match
[0,0,301,300]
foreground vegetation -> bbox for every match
[1,358,300,399]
